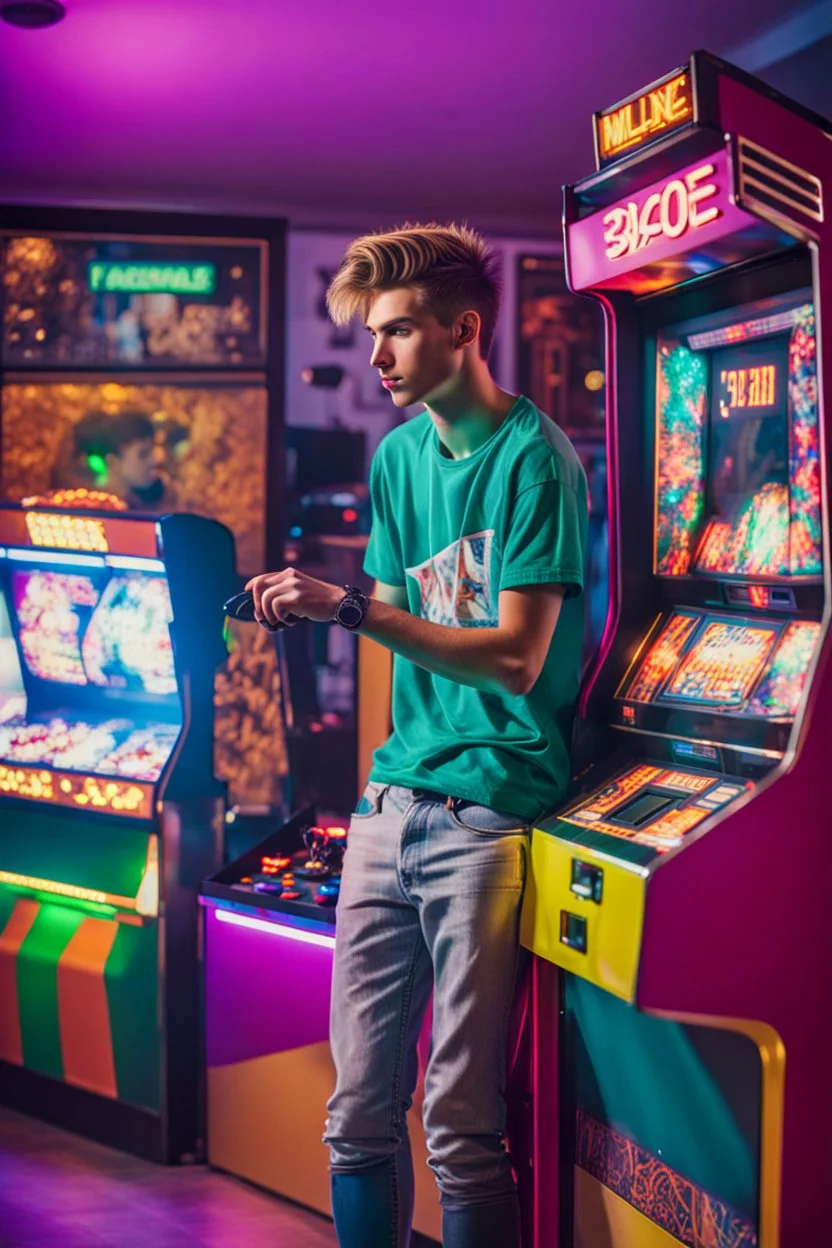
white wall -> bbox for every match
[286,229,563,472]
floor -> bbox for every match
[0,1106,339,1247]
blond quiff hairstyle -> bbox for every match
[326,223,501,358]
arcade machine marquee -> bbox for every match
[520,52,831,1248]
[0,503,235,1161]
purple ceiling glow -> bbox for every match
[0,0,822,234]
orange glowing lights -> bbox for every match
[718,365,778,414]
[596,71,693,165]
[261,855,291,874]
[24,511,109,552]
[22,489,128,512]
[0,763,153,818]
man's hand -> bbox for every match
[244,568,342,629]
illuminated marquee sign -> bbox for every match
[603,162,720,262]
[88,261,217,296]
[567,148,755,293]
[595,70,693,167]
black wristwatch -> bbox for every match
[333,584,370,631]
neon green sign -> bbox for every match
[88,261,217,296]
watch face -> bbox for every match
[339,600,363,628]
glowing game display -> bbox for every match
[625,612,699,702]
[0,717,118,767]
[82,575,176,695]
[13,567,175,695]
[620,611,812,716]
[0,593,26,725]
[1,556,182,794]
[14,571,97,685]
[717,363,778,413]
[655,343,707,575]
[713,339,785,419]
[696,481,790,576]
[747,621,821,717]
[0,716,180,781]
[655,299,821,580]
[663,620,778,706]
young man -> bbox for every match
[246,224,588,1248]
[72,409,164,509]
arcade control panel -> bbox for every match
[203,806,348,925]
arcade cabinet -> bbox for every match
[0,502,236,1161]
[0,208,288,814]
[521,51,831,1248]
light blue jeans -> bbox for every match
[324,783,529,1244]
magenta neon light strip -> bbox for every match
[213,906,336,948]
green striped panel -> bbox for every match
[105,920,160,1112]
[17,903,85,1080]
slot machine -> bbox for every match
[520,52,831,1247]
[0,502,235,1161]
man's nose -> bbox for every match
[370,339,392,370]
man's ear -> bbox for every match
[455,311,481,349]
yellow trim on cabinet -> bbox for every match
[0,870,137,911]
[520,829,646,1001]
[574,1166,687,1248]
[645,1009,785,1248]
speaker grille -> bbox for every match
[738,137,823,226]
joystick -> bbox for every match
[223,589,299,632]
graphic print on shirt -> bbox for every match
[406,531,496,627]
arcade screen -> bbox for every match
[1,381,289,807]
[1,382,267,577]
[0,553,182,783]
[621,611,820,718]
[655,294,820,579]
[662,619,778,707]
[2,235,266,368]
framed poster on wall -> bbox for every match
[515,253,605,436]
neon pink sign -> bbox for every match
[602,162,720,260]
[568,147,760,291]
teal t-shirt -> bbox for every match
[364,395,588,821]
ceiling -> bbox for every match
[0,0,829,237]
